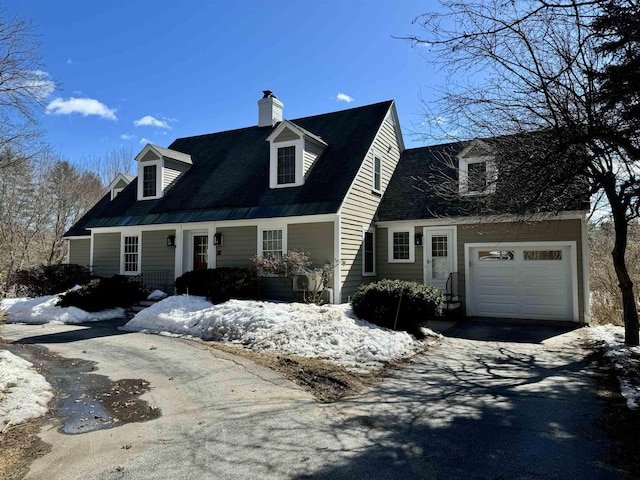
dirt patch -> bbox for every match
[0,418,50,480]
[585,338,640,479]
[206,341,430,402]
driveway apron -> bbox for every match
[309,320,623,479]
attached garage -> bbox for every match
[465,242,578,322]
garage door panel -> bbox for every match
[469,245,573,321]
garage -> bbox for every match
[466,243,577,321]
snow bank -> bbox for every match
[0,350,53,427]
[124,296,439,372]
[589,325,640,409]
[0,295,125,324]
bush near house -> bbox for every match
[175,267,264,304]
[57,275,145,312]
[351,279,444,338]
[9,263,92,297]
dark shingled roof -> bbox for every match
[66,100,394,236]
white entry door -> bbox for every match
[424,228,455,292]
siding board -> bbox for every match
[92,233,121,276]
[141,230,175,279]
[215,226,257,268]
[68,239,90,267]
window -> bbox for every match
[373,155,382,193]
[277,146,296,185]
[143,165,157,197]
[388,228,414,263]
[363,229,375,276]
[467,162,487,193]
[261,229,283,260]
[478,250,514,261]
[123,235,140,273]
[524,250,562,261]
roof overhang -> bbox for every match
[265,120,328,147]
[135,143,192,165]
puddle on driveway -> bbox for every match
[2,342,160,434]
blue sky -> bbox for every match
[5,0,441,170]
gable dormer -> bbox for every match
[135,144,192,201]
[108,173,135,201]
[265,120,328,189]
[457,139,496,196]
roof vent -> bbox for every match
[258,90,283,127]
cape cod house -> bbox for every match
[65,92,589,323]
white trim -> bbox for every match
[372,153,382,194]
[458,155,496,196]
[120,231,142,275]
[137,159,163,200]
[362,226,376,276]
[334,215,342,303]
[423,226,458,289]
[66,235,91,240]
[90,231,95,272]
[174,225,183,278]
[581,216,591,324]
[257,225,288,259]
[464,240,579,322]
[111,187,124,201]
[265,120,328,147]
[187,230,209,272]
[388,227,415,263]
[375,211,588,228]
[269,139,304,188]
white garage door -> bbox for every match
[468,245,575,321]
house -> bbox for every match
[65,92,589,323]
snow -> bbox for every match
[123,296,440,372]
[589,325,640,410]
[0,350,53,428]
[147,289,168,301]
[0,295,125,324]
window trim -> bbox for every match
[388,227,415,263]
[137,159,163,200]
[458,156,496,196]
[120,232,141,275]
[257,226,288,261]
[269,139,304,189]
[362,227,376,276]
[372,154,382,194]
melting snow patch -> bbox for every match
[0,295,125,324]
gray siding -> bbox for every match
[163,159,190,190]
[92,233,121,276]
[288,222,334,266]
[375,227,423,281]
[303,139,325,179]
[113,178,128,189]
[274,127,299,143]
[141,230,175,279]
[68,238,90,267]
[215,226,257,268]
[339,112,401,301]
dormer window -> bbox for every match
[277,145,296,185]
[107,173,134,201]
[143,165,157,197]
[457,140,496,196]
[266,120,328,190]
[467,161,487,193]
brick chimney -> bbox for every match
[258,90,283,127]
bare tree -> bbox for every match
[404,0,640,344]
[0,14,54,158]
[78,147,136,186]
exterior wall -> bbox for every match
[92,232,121,276]
[113,178,128,190]
[274,127,299,143]
[215,226,257,268]
[141,230,176,280]
[68,238,91,267]
[339,110,401,301]
[288,222,334,266]
[376,218,584,321]
[163,159,190,190]
[303,139,324,178]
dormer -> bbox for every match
[265,120,328,189]
[135,144,192,201]
[108,173,135,201]
[457,139,496,196]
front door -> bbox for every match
[424,228,455,292]
[193,235,208,270]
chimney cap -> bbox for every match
[262,90,276,99]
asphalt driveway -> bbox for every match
[0,319,625,479]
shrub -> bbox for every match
[57,275,145,312]
[175,267,263,304]
[351,279,444,338]
[10,264,92,297]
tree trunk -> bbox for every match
[611,198,639,345]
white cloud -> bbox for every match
[133,115,170,129]
[336,92,354,103]
[15,70,55,100]
[67,58,73,64]
[46,97,117,120]
[120,133,134,140]
[140,137,151,145]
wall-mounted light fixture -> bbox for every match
[213,232,223,246]
[414,233,423,246]
[166,234,176,248]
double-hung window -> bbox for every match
[142,165,157,197]
[388,228,415,263]
[467,162,487,194]
[123,235,140,274]
[261,229,283,261]
[459,156,495,196]
[277,146,296,185]
[373,155,382,193]
[363,229,375,276]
